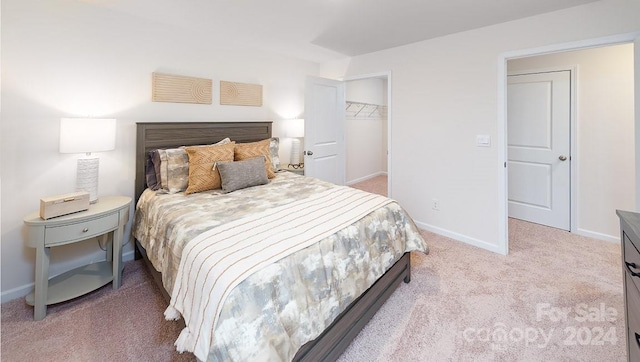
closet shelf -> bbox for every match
[345,101,388,119]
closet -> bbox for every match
[345,77,388,186]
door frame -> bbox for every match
[507,66,577,232]
[343,71,393,198]
[498,32,640,255]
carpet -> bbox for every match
[1,260,193,361]
[338,220,625,362]
[349,175,388,197]
[1,220,625,361]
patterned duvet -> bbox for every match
[133,172,428,361]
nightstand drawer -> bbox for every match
[626,229,640,253]
[626,273,640,362]
[625,234,640,293]
[45,213,119,246]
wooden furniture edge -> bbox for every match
[617,210,640,361]
[294,252,411,361]
[136,239,172,301]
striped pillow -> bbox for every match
[157,148,190,193]
[151,138,231,193]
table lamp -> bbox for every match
[286,118,304,168]
[59,118,116,203]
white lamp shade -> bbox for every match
[284,119,305,138]
[59,118,116,154]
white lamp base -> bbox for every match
[290,138,301,166]
[77,157,99,203]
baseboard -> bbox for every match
[1,250,136,304]
[414,220,507,255]
[346,171,388,186]
[122,249,135,263]
[573,228,619,243]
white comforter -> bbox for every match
[165,186,393,360]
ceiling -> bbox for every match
[89,0,601,63]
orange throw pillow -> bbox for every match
[234,139,275,178]
[185,142,236,194]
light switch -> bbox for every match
[476,134,491,147]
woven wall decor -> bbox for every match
[152,72,212,104]
[220,80,263,107]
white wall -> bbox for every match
[345,78,388,184]
[5,0,638,301]
[0,0,318,301]
[346,78,387,105]
[320,0,640,253]
[508,44,635,241]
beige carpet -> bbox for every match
[1,176,625,361]
[1,259,193,362]
[349,175,388,197]
[337,220,624,362]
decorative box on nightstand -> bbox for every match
[23,195,131,320]
[39,191,90,220]
[284,165,304,175]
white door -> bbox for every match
[635,36,640,211]
[507,70,571,230]
[304,76,346,185]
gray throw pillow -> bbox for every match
[217,156,269,193]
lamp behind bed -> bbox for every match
[284,118,304,169]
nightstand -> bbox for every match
[284,165,304,175]
[23,195,131,320]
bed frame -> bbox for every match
[134,121,412,361]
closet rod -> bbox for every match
[346,100,383,116]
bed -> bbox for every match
[133,121,428,361]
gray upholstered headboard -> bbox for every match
[135,121,273,203]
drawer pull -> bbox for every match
[625,262,640,278]
[82,228,89,233]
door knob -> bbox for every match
[559,155,567,161]
[305,150,314,156]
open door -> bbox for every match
[636,36,640,210]
[304,76,346,185]
[507,70,571,230]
